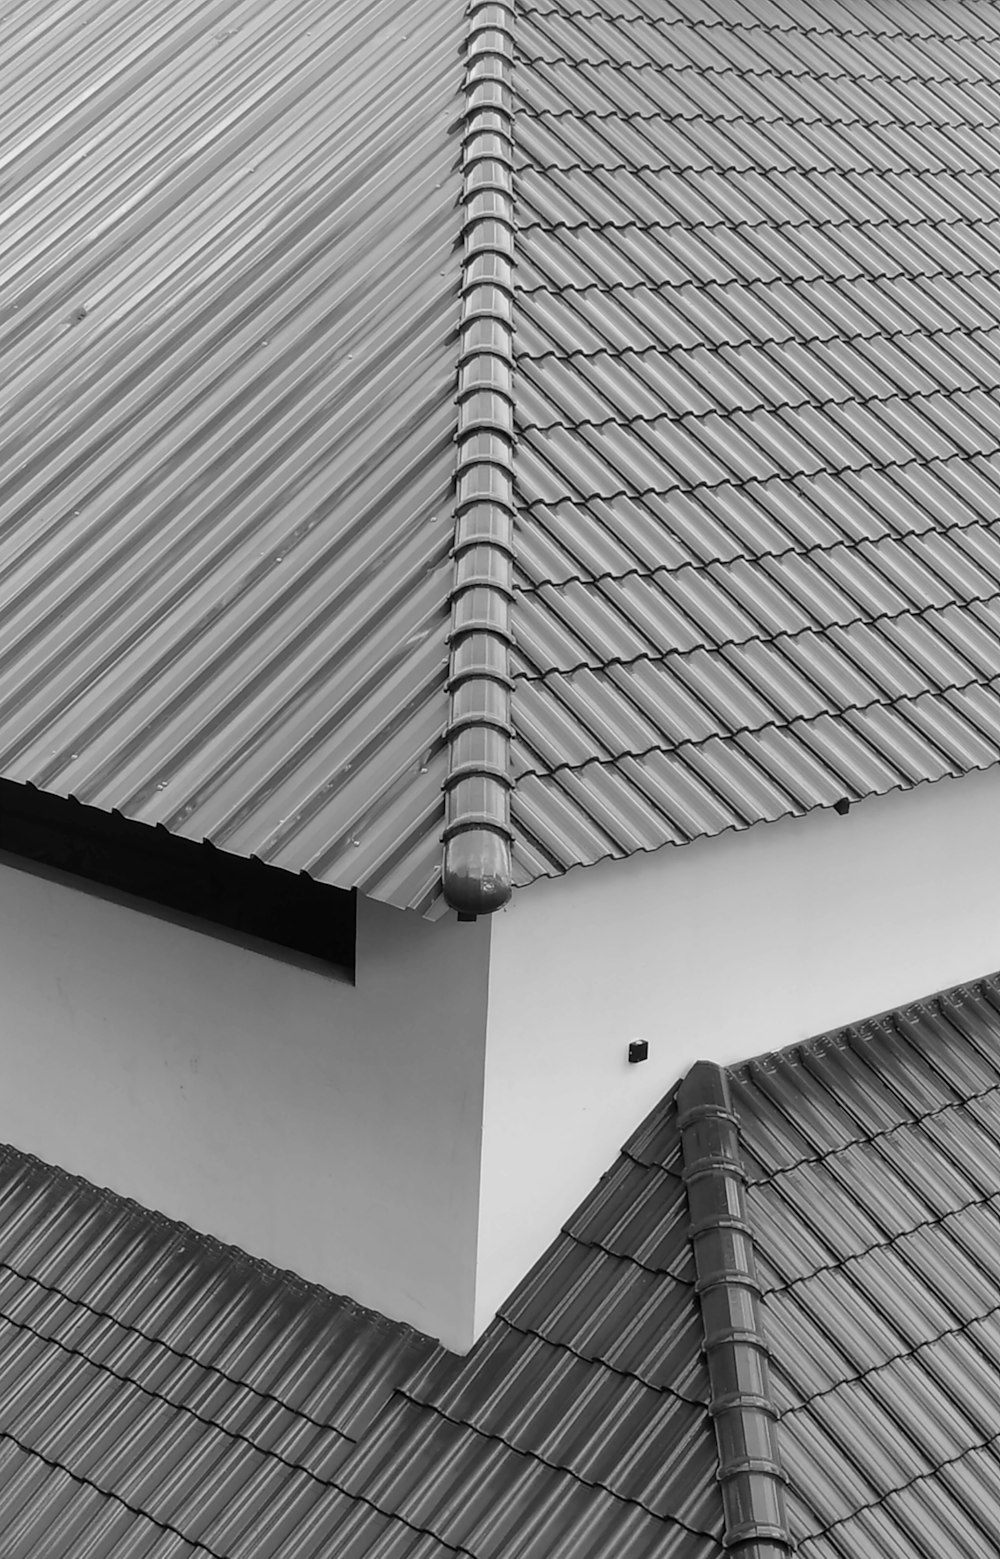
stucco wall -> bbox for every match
[0,858,491,1351]
[476,769,1000,1334]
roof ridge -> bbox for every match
[441,0,518,916]
[677,1061,796,1556]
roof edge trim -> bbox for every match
[678,1061,796,1556]
[441,0,517,918]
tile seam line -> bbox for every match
[386,1384,721,1538]
[512,672,1000,784]
[519,0,977,30]
[516,321,1000,372]
[514,53,985,88]
[0,1425,471,1559]
[513,103,996,130]
[0,1147,431,1341]
[0,1305,355,1489]
[513,551,1000,618]
[513,266,1000,301]
[514,386,1000,444]
[512,446,1000,508]
[513,209,1000,242]
[0,1426,232,1559]
[774,1291,1000,1417]
[513,300,1000,358]
[520,6,956,38]
[440,0,517,917]
[738,1071,1000,1187]
[513,495,1000,595]
[518,6,985,43]
[515,155,1000,179]
[513,326,1000,385]
[0,1256,355,1441]
[798,1427,1000,1547]
[493,1314,708,1406]
[561,1225,698,1282]
[510,580,1000,686]
[759,1182,1000,1303]
[514,257,1000,288]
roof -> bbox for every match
[8,0,1000,915]
[509,0,1000,883]
[4,969,1000,1555]
[0,0,465,917]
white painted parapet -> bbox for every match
[475,769,1000,1333]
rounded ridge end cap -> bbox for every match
[443,830,512,916]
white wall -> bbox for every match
[0,858,492,1352]
[476,769,1000,1333]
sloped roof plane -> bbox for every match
[509,0,1000,884]
[0,0,466,915]
[8,0,1000,914]
[4,971,1000,1554]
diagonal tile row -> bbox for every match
[731,973,1000,1556]
[511,0,1000,881]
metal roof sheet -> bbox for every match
[0,0,465,916]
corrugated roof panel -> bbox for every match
[0,0,465,913]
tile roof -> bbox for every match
[4,969,1000,1553]
[9,0,1000,913]
[0,1100,721,1558]
[0,1144,437,1557]
[509,0,1000,884]
[732,972,1000,1557]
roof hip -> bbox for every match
[442,1,519,917]
[679,1059,796,1557]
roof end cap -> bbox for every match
[443,829,512,917]
[678,1059,734,1122]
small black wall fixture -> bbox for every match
[832,797,851,816]
[628,1039,649,1064]
[678,1060,795,1557]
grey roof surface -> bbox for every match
[5,970,1000,1555]
[0,0,465,917]
[733,974,1000,1556]
[11,0,1000,914]
[510,0,1000,882]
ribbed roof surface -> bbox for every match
[0,0,463,915]
[510,0,1000,881]
[7,972,1000,1554]
[732,972,1000,1557]
[13,0,1000,910]
[0,1145,436,1557]
[0,1096,723,1559]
